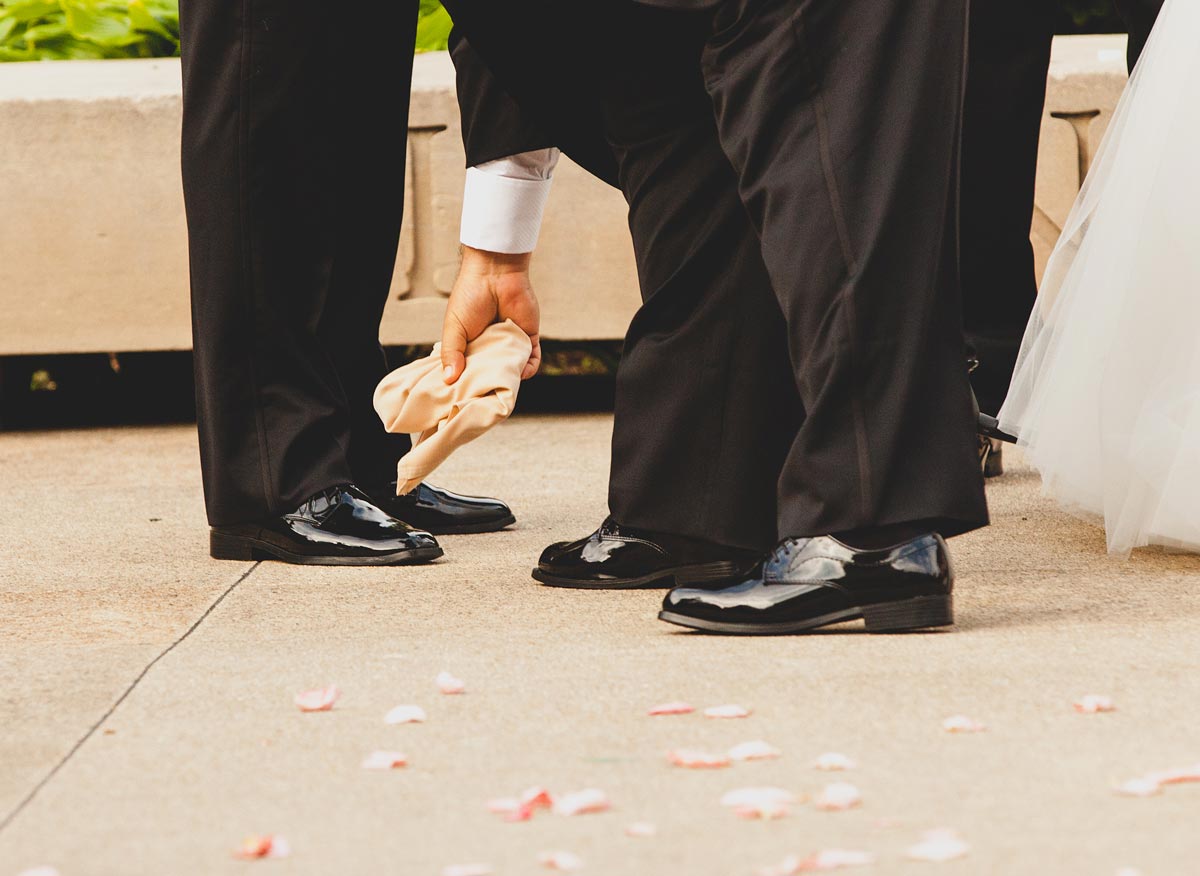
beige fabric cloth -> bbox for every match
[373,320,532,494]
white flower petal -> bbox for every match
[384,705,427,725]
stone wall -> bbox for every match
[0,37,1129,356]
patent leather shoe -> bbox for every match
[659,533,954,634]
[210,484,443,565]
[367,481,515,535]
[533,517,759,589]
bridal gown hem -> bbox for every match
[998,0,1200,556]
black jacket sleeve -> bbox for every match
[450,31,557,167]
[445,24,618,186]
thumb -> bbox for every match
[440,314,468,384]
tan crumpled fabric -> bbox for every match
[373,319,532,495]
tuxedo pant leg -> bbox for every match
[961,0,1054,415]
[180,0,416,525]
[600,9,801,552]
[701,0,988,538]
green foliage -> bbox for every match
[0,0,453,62]
[0,0,178,61]
[416,0,452,53]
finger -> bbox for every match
[441,315,468,384]
[521,335,542,381]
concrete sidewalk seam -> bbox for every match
[0,561,261,835]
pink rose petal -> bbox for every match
[759,850,874,873]
[1146,763,1200,786]
[361,750,407,770]
[488,786,554,821]
[729,740,781,762]
[233,835,290,860]
[759,855,804,876]
[798,850,876,871]
[625,821,657,837]
[722,786,800,818]
[941,715,986,733]
[705,704,752,719]
[813,752,857,771]
[1074,694,1116,714]
[437,671,466,695]
[668,748,732,769]
[538,851,584,872]
[906,829,969,862]
[443,865,492,876]
[293,686,339,712]
[648,701,695,716]
[384,705,427,725]
[1115,778,1162,798]
[814,782,862,811]
[553,789,611,816]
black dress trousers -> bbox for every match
[179,0,417,526]
[960,0,1055,416]
[961,0,1165,415]
[447,0,988,551]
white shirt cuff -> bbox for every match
[460,163,556,254]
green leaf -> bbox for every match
[415,3,451,52]
[128,0,172,39]
[62,1,138,46]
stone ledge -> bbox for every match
[0,38,1127,356]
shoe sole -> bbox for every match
[531,560,749,590]
[658,594,954,635]
[422,514,517,536]
[210,531,444,566]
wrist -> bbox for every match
[459,246,532,277]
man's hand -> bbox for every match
[441,246,541,384]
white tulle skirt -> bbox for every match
[998,0,1200,555]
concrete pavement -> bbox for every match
[2,415,1199,875]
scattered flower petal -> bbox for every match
[797,850,876,871]
[384,705,427,725]
[1146,763,1200,786]
[668,748,732,769]
[906,829,969,862]
[722,786,800,818]
[437,671,466,695]
[1074,694,1116,714]
[361,750,407,770]
[538,851,584,872]
[759,855,804,876]
[293,686,339,712]
[705,704,752,719]
[648,701,695,716]
[1115,868,1144,876]
[625,821,657,837]
[233,835,290,860]
[488,786,554,821]
[729,740,781,762]
[815,782,862,811]
[759,850,874,873]
[813,752,857,771]
[1115,778,1162,798]
[17,868,61,876]
[553,789,611,816]
[941,715,986,734]
[442,865,492,876]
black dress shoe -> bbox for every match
[209,484,443,565]
[532,518,759,590]
[659,533,954,634]
[366,482,515,535]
